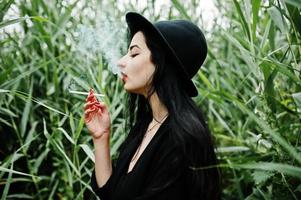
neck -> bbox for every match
[148,92,169,122]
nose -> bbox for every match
[117,55,127,70]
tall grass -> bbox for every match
[0,0,300,199]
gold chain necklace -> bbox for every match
[130,114,169,163]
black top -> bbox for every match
[91,116,194,200]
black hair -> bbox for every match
[122,29,221,200]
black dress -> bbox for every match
[91,116,192,200]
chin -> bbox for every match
[124,86,144,96]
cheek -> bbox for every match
[127,59,155,88]
[130,67,151,87]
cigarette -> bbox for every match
[69,90,105,97]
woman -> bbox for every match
[84,12,221,200]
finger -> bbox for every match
[97,102,108,112]
[85,101,106,112]
[89,88,94,95]
[84,101,101,110]
[86,88,92,100]
[86,90,98,102]
[84,110,97,122]
[86,95,98,103]
[84,107,103,122]
[84,107,99,115]
[90,104,102,111]
[84,108,103,120]
[84,114,92,123]
[84,101,96,107]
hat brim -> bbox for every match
[125,12,198,97]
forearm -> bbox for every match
[93,134,112,188]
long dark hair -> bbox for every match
[122,29,221,199]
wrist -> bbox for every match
[93,136,110,154]
[92,131,110,144]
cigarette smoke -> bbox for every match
[74,14,127,78]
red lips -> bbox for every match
[121,72,128,82]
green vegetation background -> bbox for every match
[0,0,301,199]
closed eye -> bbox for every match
[130,53,138,58]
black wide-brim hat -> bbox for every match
[125,12,207,97]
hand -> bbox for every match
[84,88,110,139]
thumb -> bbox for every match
[98,102,109,113]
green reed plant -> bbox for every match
[0,0,300,199]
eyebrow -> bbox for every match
[128,44,141,51]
